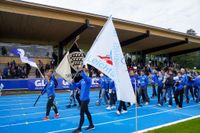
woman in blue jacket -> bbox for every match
[139,70,149,105]
[73,67,95,133]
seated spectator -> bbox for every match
[1,46,7,56]
[0,69,2,79]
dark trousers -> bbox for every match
[135,89,141,105]
[109,91,116,106]
[157,86,163,104]
[174,89,184,108]
[139,87,149,103]
[46,95,58,116]
[76,90,81,106]
[99,89,102,99]
[152,84,157,97]
[194,87,199,99]
[78,100,93,130]
[105,89,110,101]
[118,101,127,112]
[69,90,76,105]
[185,86,195,101]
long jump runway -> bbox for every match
[0,89,200,133]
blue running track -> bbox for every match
[0,89,200,133]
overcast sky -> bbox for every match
[23,0,200,35]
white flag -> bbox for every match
[56,52,72,82]
[84,16,135,103]
[12,48,38,68]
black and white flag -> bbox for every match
[56,42,85,82]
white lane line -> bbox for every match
[0,92,99,101]
[0,102,156,118]
[151,105,194,117]
[0,101,105,118]
[0,96,98,107]
[0,96,102,111]
[0,107,135,128]
[0,100,97,112]
[0,94,99,105]
[47,104,200,133]
[136,115,200,133]
[0,98,158,115]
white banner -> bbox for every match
[84,16,135,103]
[56,52,72,82]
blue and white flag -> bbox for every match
[84,16,135,103]
[11,48,38,68]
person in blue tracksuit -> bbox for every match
[150,71,158,98]
[186,73,195,102]
[157,71,164,106]
[161,70,173,107]
[194,75,200,103]
[139,70,149,105]
[104,75,110,102]
[66,81,77,108]
[180,68,190,103]
[174,71,184,108]
[72,67,94,133]
[130,70,140,106]
[41,69,59,120]
[106,79,117,110]
[96,73,109,106]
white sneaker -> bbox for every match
[168,105,172,107]
[157,103,161,106]
[121,110,128,114]
[145,102,149,105]
[116,110,121,115]
[106,106,111,110]
[111,105,116,109]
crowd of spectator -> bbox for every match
[1,60,31,79]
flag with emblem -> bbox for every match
[56,42,85,82]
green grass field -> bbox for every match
[146,117,200,133]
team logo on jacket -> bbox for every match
[68,51,85,72]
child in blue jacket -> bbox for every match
[41,69,59,120]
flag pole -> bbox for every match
[135,79,138,133]
[37,67,44,79]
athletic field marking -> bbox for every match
[0,107,135,128]
[0,95,98,107]
[0,91,99,101]
[0,101,107,118]
[136,114,200,133]
[0,95,99,106]
[0,102,157,119]
[0,101,97,112]
[47,104,200,133]
[151,105,193,117]
[0,95,105,111]
[0,96,120,112]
